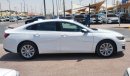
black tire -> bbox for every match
[96,40,116,57]
[18,42,38,59]
[25,21,30,24]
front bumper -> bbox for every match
[122,45,125,50]
[116,40,126,52]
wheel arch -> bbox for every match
[17,40,39,53]
[95,39,117,53]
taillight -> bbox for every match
[4,33,10,38]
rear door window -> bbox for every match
[26,22,56,31]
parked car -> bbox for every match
[25,16,45,24]
[19,16,26,20]
[120,14,130,23]
[90,15,103,24]
[107,14,119,23]
[9,17,18,22]
[5,16,10,21]
[124,68,130,76]
[0,17,6,22]
[4,19,125,59]
[74,15,86,25]
[65,15,73,20]
[0,68,19,76]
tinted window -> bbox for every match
[60,22,82,32]
[107,14,117,17]
[75,15,85,18]
[26,22,56,31]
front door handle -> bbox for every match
[61,35,67,37]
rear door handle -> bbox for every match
[33,34,40,37]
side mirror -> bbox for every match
[81,29,88,33]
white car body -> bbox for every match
[0,18,6,22]
[107,17,119,23]
[0,68,19,76]
[124,68,130,76]
[3,19,125,59]
[9,17,18,22]
[90,17,103,24]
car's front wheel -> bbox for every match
[18,42,38,59]
[96,40,116,57]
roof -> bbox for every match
[34,19,75,23]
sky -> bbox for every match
[0,0,122,14]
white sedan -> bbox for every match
[0,68,19,76]
[3,19,125,59]
[124,68,130,76]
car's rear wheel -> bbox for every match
[96,40,116,57]
[18,42,38,59]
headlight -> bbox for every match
[116,36,125,40]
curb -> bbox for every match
[114,27,130,29]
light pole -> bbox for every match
[22,0,25,13]
[21,2,22,13]
[43,0,46,17]
[56,0,59,16]
[7,0,11,16]
[88,3,91,27]
[105,0,108,24]
[26,4,29,15]
[52,0,55,17]
[63,0,65,17]
[71,0,73,15]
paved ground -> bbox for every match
[0,42,129,76]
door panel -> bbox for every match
[33,31,61,53]
[26,22,60,53]
[59,32,94,53]
[57,21,94,53]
